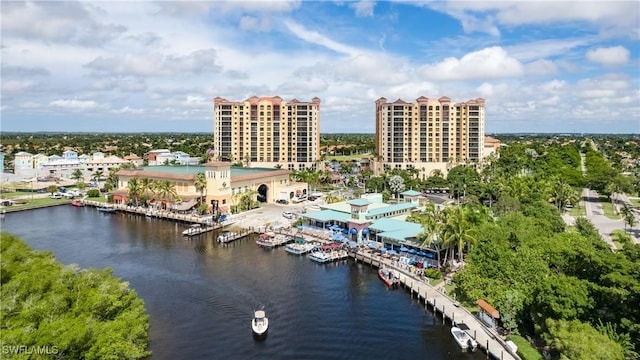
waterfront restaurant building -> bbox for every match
[213,96,321,171]
[300,191,431,252]
[114,161,307,213]
[373,96,485,178]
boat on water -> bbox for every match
[285,242,317,255]
[217,231,238,243]
[255,232,274,247]
[377,266,398,288]
[71,200,85,207]
[451,326,477,350]
[251,310,269,336]
[96,206,115,213]
[183,224,208,236]
[308,249,348,263]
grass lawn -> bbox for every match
[1,198,71,212]
[507,335,543,360]
[569,205,586,217]
[611,229,632,249]
[631,198,640,208]
[0,191,38,199]
[598,196,622,220]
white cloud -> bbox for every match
[284,20,360,56]
[420,2,639,37]
[525,59,558,76]
[420,47,524,81]
[350,1,375,17]
[84,49,223,77]
[2,80,34,93]
[112,106,145,114]
[586,46,630,66]
[239,16,272,32]
[49,99,100,110]
[1,1,126,46]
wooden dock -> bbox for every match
[83,201,221,226]
[350,250,521,360]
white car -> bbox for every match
[49,193,63,199]
[282,211,295,219]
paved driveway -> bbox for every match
[579,188,639,247]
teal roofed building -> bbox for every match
[301,193,421,243]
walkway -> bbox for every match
[350,249,520,360]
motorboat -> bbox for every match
[252,310,268,336]
[96,206,115,213]
[183,224,203,236]
[308,249,348,263]
[217,231,238,243]
[451,326,477,350]
[285,242,317,255]
[377,266,398,288]
[71,200,85,207]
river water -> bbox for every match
[3,206,484,360]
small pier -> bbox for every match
[83,201,222,227]
[349,249,520,360]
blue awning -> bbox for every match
[362,228,369,234]
[349,228,357,234]
[400,246,409,252]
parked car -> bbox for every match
[49,193,63,199]
[282,211,295,219]
[276,199,289,205]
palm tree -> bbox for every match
[71,169,83,184]
[194,172,207,205]
[140,178,154,200]
[127,177,143,207]
[548,179,577,213]
[415,203,444,268]
[154,180,177,210]
[92,170,104,186]
[441,206,477,265]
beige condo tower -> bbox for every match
[374,96,485,178]
[213,96,321,171]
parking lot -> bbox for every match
[237,197,323,230]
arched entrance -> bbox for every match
[257,184,268,203]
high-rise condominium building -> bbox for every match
[374,96,485,178]
[213,96,321,170]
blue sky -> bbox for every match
[1,1,639,134]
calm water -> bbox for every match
[2,206,484,360]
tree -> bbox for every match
[413,203,444,268]
[544,319,624,360]
[0,234,150,359]
[46,184,59,195]
[127,178,143,207]
[71,169,84,184]
[194,172,207,205]
[388,175,405,199]
[621,205,637,233]
[548,178,578,213]
[441,206,477,265]
[92,170,104,186]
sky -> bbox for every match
[1,1,639,134]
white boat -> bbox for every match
[96,206,115,213]
[217,231,238,243]
[252,310,268,336]
[285,242,317,255]
[308,249,348,263]
[451,326,477,350]
[183,224,203,236]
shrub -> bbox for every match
[87,189,100,198]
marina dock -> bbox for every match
[350,249,520,360]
